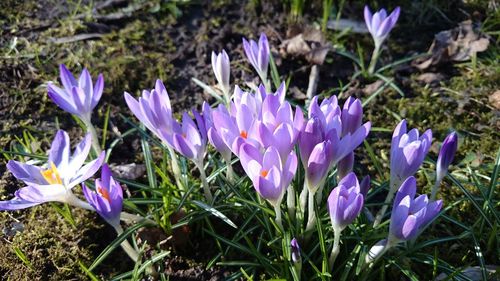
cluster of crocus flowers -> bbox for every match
[363,5,400,74]
[299,95,371,231]
[374,119,432,226]
[47,64,104,153]
[0,130,105,211]
[366,177,442,264]
[125,80,212,201]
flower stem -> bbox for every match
[430,176,443,201]
[223,154,235,183]
[113,224,140,262]
[167,147,183,191]
[373,178,399,227]
[119,212,156,225]
[286,185,296,222]
[299,182,309,222]
[328,229,342,270]
[195,161,213,202]
[306,65,320,101]
[274,203,284,232]
[367,45,381,76]
[305,190,317,233]
[82,117,102,155]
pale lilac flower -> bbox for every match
[242,33,270,80]
[239,143,297,206]
[364,6,401,48]
[389,177,442,241]
[390,120,432,187]
[0,130,105,210]
[47,64,104,121]
[211,50,231,96]
[83,164,123,227]
[436,132,458,184]
[124,79,173,145]
[327,172,364,232]
[203,102,231,161]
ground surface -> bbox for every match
[0,0,498,279]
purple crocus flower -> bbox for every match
[373,119,432,226]
[360,175,371,197]
[242,33,270,80]
[364,5,401,48]
[390,119,432,187]
[124,79,173,145]
[436,132,458,185]
[337,97,363,179]
[291,238,301,263]
[239,143,297,206]
[83,164,123,227]
[203,102,231,161]
[0,130,105,210]
[168,110,207,162]
[211,50,231,97]
[389,176,442,241]
[299,96,371,192]
[47,64,104,121]
[327,172,364,232]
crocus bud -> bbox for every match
[337,152,354,180]
[290,238,301,264]
[211,50,230,95]
[436,132,458,185]
[47,64,104,122]
[360,175,371,197]
[389,177,442,242]
[365,239,388,264]
[242,33,270,80]
[364,6,400,48]
[327,172,364,232]
[83,164,123,227]
[341,97,363,136]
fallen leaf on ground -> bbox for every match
[363,80,384,95]
[413,20,490,70]
[417,72,445,85]
[489,90,500,110]
[280,25,332,65]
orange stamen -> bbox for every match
[97,186,111,201]
[240,130,248,139]
[260,170,269,177]
[40,162,63,185]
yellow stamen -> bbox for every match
[41,162,62,185]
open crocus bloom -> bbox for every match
[47,64,104,121]
[0,130,105,210]
[239,144,297,206]
[389,177,442,241]
[83,164,123,227]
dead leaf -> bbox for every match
[489,90,500,110]
[362,80,384,95]
[413,20,490,70]
[280,26,332,65]
[110,163,146,180]
[417,72,445,85]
